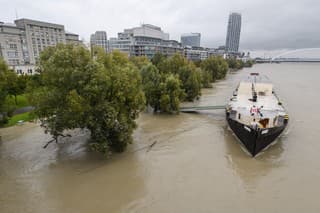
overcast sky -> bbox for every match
[1,0,320,50]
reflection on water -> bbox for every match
[1,63,320,212]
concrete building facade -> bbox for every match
[225,13,241,53]
[181,33,201,47]
[0,22,26,66]
[184,46,208,61]
[66,32,81,45]
[90,31,108,52]
[0,18,81,75]
[109,24,182,58]
[15,19,67,64]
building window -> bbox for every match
[9,44,17,49]
[7,51,18,58]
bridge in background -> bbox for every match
[255,48,320,63]
[255,58,320,63]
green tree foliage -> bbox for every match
[140,64,184,113]
[151,53,202,103]
[178,64,201,101]
[227,57,245,70]
[26,74,44,91]
[0,58,28,125]
[159,74,184,113]
[201,56,228,82]
[140,64,162,111]
[151,52,166,68]
[193,60,202,68]
[29,44,145,154]
[165,53,188,74]
[0,58,9,105]
[200,68,212,88]
[6,74,28,105]
[130,56,150,69]
[0,58,10,125]
[243,60,254,67]
[226,57,237,69]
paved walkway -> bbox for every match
[13,106,35,115]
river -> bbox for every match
[1,63,320,213]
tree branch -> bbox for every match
[146,140,157,152]
[43,139,56,149]
[42,133,72,148]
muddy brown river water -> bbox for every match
[1,63,320,213]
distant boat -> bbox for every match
[226,73,289,156]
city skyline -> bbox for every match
[2,0,320,50]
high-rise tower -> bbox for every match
[225,13,241,53]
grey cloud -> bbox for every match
[1,0,320,50]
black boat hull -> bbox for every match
[227,117,287,156]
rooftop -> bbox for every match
[181,33,201,37]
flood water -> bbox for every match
[1,63,320,213]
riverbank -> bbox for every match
[1,94,34,128]
[1,111,35,128]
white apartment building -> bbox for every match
[0,22,26,66]
[0,18,81,75]
[109,24,182,58]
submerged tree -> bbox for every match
[150,53,202,103]
[140,64,185,113]
[159,74,185,113]
[200,68,212,88]
[29,44,145,155]
[178,64,201,101]
[201,56,228,82]
[226,57,245,70]
[140,64,162,111]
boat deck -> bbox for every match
[227,75,287,128]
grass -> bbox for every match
[0,94,34,128]
[3,112,35,128]
[5,94,30,109]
